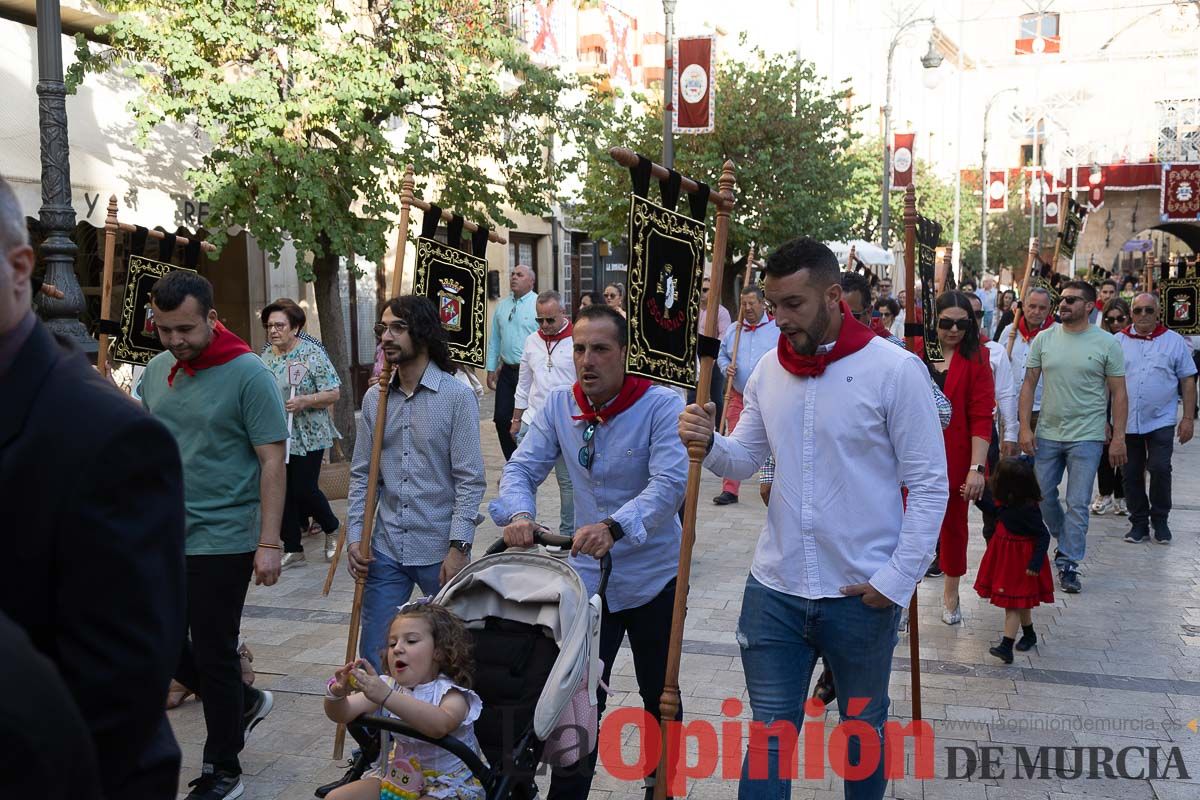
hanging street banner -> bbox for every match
[413,237,488,369]
[1159,277,1200,335]
[625,194,706,388]
[1058,198,1087,262]
[892,132,915,190]
[674,35,715,134]
[1160,163,1200,222]
[987,171,1008,212]
[114,255,197,366]
[917,214,943,363]
[1043,183,1061,227]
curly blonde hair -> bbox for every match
[387,603,475,688]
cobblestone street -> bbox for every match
[173,400,1200,799]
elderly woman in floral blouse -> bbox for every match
[261,298,341,567]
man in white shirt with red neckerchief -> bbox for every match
[511,290,576,537]
[679,237,947,800]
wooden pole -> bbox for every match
[1005,237,1042,359]
[390,165,416,298]
[651,159,736,800]
[1146,253,1156,295]
[96,196,119,378]
[332,359,394,759]
[901,184,923,723]
[609,147,727,209]
[719,242,756,435]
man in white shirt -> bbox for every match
[997,287,1054,428]
[511,290,576,537]
[712,285,778,505]
[678,237,947,800]
[1116,294,1197,544]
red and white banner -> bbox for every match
[1015,36,1061,55]
[891,133,915,190]
[1088,179,1105,212]
[603,3,635,85]
[1160,163,1200,222]
[1043,179,1061,226]
[987,170,1008,212]
[525,1,563,64]
[674,35,715,134]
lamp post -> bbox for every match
[880,16,940,250]
[33,0,89,351]
[980,88,1018,275]
[662,0,677,169]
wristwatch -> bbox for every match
[601,517,626,543]
[449,540,472,556]
[969,464,985,474]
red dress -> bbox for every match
[975,512,1055,609]
[936,344,995,577]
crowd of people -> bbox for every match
[3,164,1198,800]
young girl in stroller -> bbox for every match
[323,601,486,800]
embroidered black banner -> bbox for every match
[916,214,944,363]
[1059,198,1087,262]
[413,236,487,369]
[113,255,197,366]
[625,193,707,388]
[1160,277,1200,335]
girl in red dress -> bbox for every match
[974,457,1055,664]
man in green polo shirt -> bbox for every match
[140,271,288,800]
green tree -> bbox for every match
[70,0,602,453]
[576,46,860,265]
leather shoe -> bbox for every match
[812,668,836,705]
[712,491,739,505]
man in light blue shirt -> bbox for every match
[713,285,778,505]
[492,303,687,800]
[486,263,538,460]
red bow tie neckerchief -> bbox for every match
[167,321,253,386]
[775,302,875,378]
[1016,314,1054,343]
[742,318,768,332]
[570,375,652,424]
[1121,324,1169,341]
[538,320,572,369]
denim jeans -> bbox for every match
[1123,425,1175,533]
[1033,438,1104,573]
[517,422,575,538]
[360,549,442,671]
[737,575,902,800]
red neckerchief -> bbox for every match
[1095,299,1105,311]
[870,318,891,338]
[571,375,652,424]
[167,320,253,386]
[1122,324,1168,341]
[742,316,768,332]
[1017,314,1054,343]
[537,319,573,343]
[776,302,875,378]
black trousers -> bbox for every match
[493,363,520,461]
[176,552,256,774]
[1123,426,1175,532]
[980,422,1001,541]
[1096,443,1125,499]
[281,447,339,552]
[548,579,681,799]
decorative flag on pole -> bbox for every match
[412,207,488,369]
[525,1,562,63]
[1043,178,1060,226]
[1159,277,1200,335]
[892,133,915,190]
[987,171,1008,212]
[1160,163,1200,222]
[115,255,198,366]
[603,3,635,85]
[916,214,943,363]
[1088,173,1106,212]
[1058,198,1087,262]
[674,35,715,134]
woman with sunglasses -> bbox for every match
[1090,298,1132,517]
[927,291,995,625]
[603,282,627,318]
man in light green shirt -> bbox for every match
[1019,280,1127,595]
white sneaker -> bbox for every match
[1091,496,1113,515]
[1114,498,1128,516]
[280,551,306,569]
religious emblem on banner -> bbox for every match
[414,237,487,368]
[114,255,198,366]
[1043,184,1060,227]
[1159,278,1200,335]
[626,194,706,388]
[987,171,1008,212]
[916,215,943,363]
[674,36,715,134]
[892,133,915,190]
[1160,163,1200,222]
[1058,198,1087,262]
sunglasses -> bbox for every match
[535,316,559,324]
[937,317,971,331]
[1105,315,1127,324]
[373,321,409,337]
[264,322,291,331]
[1132,307,1157,316]
[1058,296,1086,305]
[578,422,597,470]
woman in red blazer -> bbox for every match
[928,291,995,625]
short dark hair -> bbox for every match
[1121,275,1137,289]
[1062,280,1097,304]
[764,237,840,289]
[581,290,604,307]
[575,303,627,349]
[739,284,764,300]
[838,271,872,308]
[383,295,455,374]
[1100,279,1118,291]
[261,297,306,331]
[990,457,1042,507]
[150,270,214,315]
[934,290,981,359]
[874,297,900,317]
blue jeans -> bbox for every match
[737,575,902,800]
[1033,438,1104,573]
[517,422,575,537]
[360,550,442,671]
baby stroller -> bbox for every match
[355,530,610,800]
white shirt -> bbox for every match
[997,322,1052,412]
[514,325,575,423]
[983,340,1018,443]
[891,311,905,340]
[1116,329,1198,435]
[705,336,948,608]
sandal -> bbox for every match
[166,680,194,709]
[239,642,255,687]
